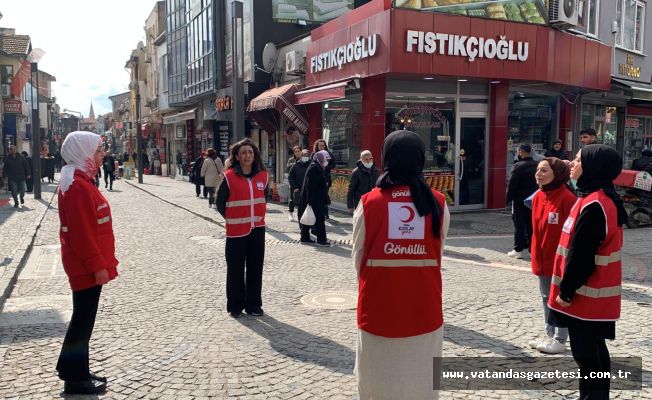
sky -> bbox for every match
[1,0,160,117]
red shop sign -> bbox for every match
[3,100,22,114]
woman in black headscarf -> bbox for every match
[352,130,450,400]
[547,144,627,400]
[544,139,568,160]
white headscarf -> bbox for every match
[60,131,102,193]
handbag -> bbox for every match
[300,205,316,226]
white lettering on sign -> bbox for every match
[310,34,378,73]
[406,30,529,62]
[384,242,427,255]
[282,106,308,134]
[388,202,425,240]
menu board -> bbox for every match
[395,0,548,24]
[272,0,354,23]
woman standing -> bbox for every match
[298,150,331,246]
[312,139,335,218]
[201,148,224,208]
[216,139,267,318]
[544,140,568,160]
[353,130,450,400]
[56,131,119,395]
[548,145,627,399]
[528,157,575,354]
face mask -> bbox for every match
[301,156,309,162]
[362,161,373,169]
[320,160,329,168]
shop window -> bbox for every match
[394,0,547,25]
[616,0,645,52]
[508,93,557,161]
[581,104,619,148]
[624,116,652,169]
[322,95,362,169]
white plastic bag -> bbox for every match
[300,205,316,226]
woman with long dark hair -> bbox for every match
[216,138,267,318]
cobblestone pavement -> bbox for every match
[0,175,650,399]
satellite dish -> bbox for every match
[262,42,277,73]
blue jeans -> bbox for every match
[538,276,568,343]
[9,180,25,205]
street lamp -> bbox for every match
[127,53,143,184]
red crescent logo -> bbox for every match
[399,205,415,223]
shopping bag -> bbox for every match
[300,205,316,226]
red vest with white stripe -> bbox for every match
[357,186,446,338]
[223,169,268,238]
[548,190,623,321]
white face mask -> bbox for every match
[362,161,373,169]
[301,156,309,162]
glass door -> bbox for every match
[456,115,487,208]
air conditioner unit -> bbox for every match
[285,51,304,74]
[1,84,10,97]
[549,0,579,29]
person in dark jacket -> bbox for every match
[286,145,302,220]
[288,149,311,221]
[299,150,331,246]
[2,145,30,208]
[192,152,208,198]
[45,153,55,182]
[544,140,568,160]
[102,153,116,190]
[21,151,34,192]
[631,149,652,173]
[506,143,539,259]
[347,150,379,212]
[313,139,336,218]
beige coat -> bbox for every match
[200,156,224,188]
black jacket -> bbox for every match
[288,159,310,192]
[2,153,30,182]
[103,155,116,172]
[631,156,652,174]
[506,157,538,203]
[347,161,379,209]
[544,149,568,160]
[299,161,328,220]
[192,156,205,184]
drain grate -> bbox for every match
[300,291,357,310]
[189,236,352,246]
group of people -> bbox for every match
[191,148,225,208]
[0,146,62,208]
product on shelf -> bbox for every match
[486,3,507,19]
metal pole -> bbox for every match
[231,1,244,141]
[31,62,42,200]
[135,56,143,184]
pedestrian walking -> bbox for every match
[288,149,311,222]
[45,153,55,182]
[548,145,626,400]
[216,138,267,318]
[312,139,335,219]
[54,150,62,172]
[201,148,224,208]
[286,145,302,220]
[21,151,34,193]
[56,131,119,395]
[347,150,379,212]
[506,143,538,259]
[353,130,449,400]
[299,150,331,246]
[102,153,116,190]
[1,145,30,208]
[176,150,184,175]
[192,152,208,198]
[544,140,568,160]
[528,157,575,354]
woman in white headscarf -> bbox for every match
[56,131,119,395]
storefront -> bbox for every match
[300,0,612,209]
[162,108,196,179]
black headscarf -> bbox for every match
[376,130,441,236]
[576,144,628,226]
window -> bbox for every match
[586,0,599,36]
[617,0,645,52]
[160,55,168,92]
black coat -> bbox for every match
[288,159,310,192]
[3,153,30,182]
[631,156,652,173]
[103,155,116,172]
[347,161,379,209]
[192,156,205,185]
[299,161,328,220]
[506,157,538,203]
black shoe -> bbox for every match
[316,241,331,247]
[300,238,315,244]
[105,183,108,188]
[196,193,200,197]
[13,203,19,208]
[229,310,242,318]
[64,379,107,395]
[90,372,107,383]
[20,197,24,204]
[246,308,264,316]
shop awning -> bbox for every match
[295,81,348,105]
[247,84,309,134]
[162,108,196,125]
[612,78,652,101]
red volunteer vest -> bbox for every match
[548,190,623,321]
[223,169,268,238]
[357,186,446,338]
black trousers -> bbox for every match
[57,285,102,381]
[568,326,611,400]
[512,201,533,252]
[103,170,115,188]
[225,227,265,313]
[195,182,208,197]
[300,216,327,243]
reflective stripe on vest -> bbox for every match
[226,197,266,207]
[366,258,439,268]
[551,275,621,298]
[61,226,69,232]
[98,216,111,225]
[556,245,621,266]
[225,216,264,224]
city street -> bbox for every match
[0,175,650,399]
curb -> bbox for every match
[0,189,58,313]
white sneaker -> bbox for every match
[507,250,524,259]
[537,338,566,354]
[288,212,294,221]
[528,336,550,349]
